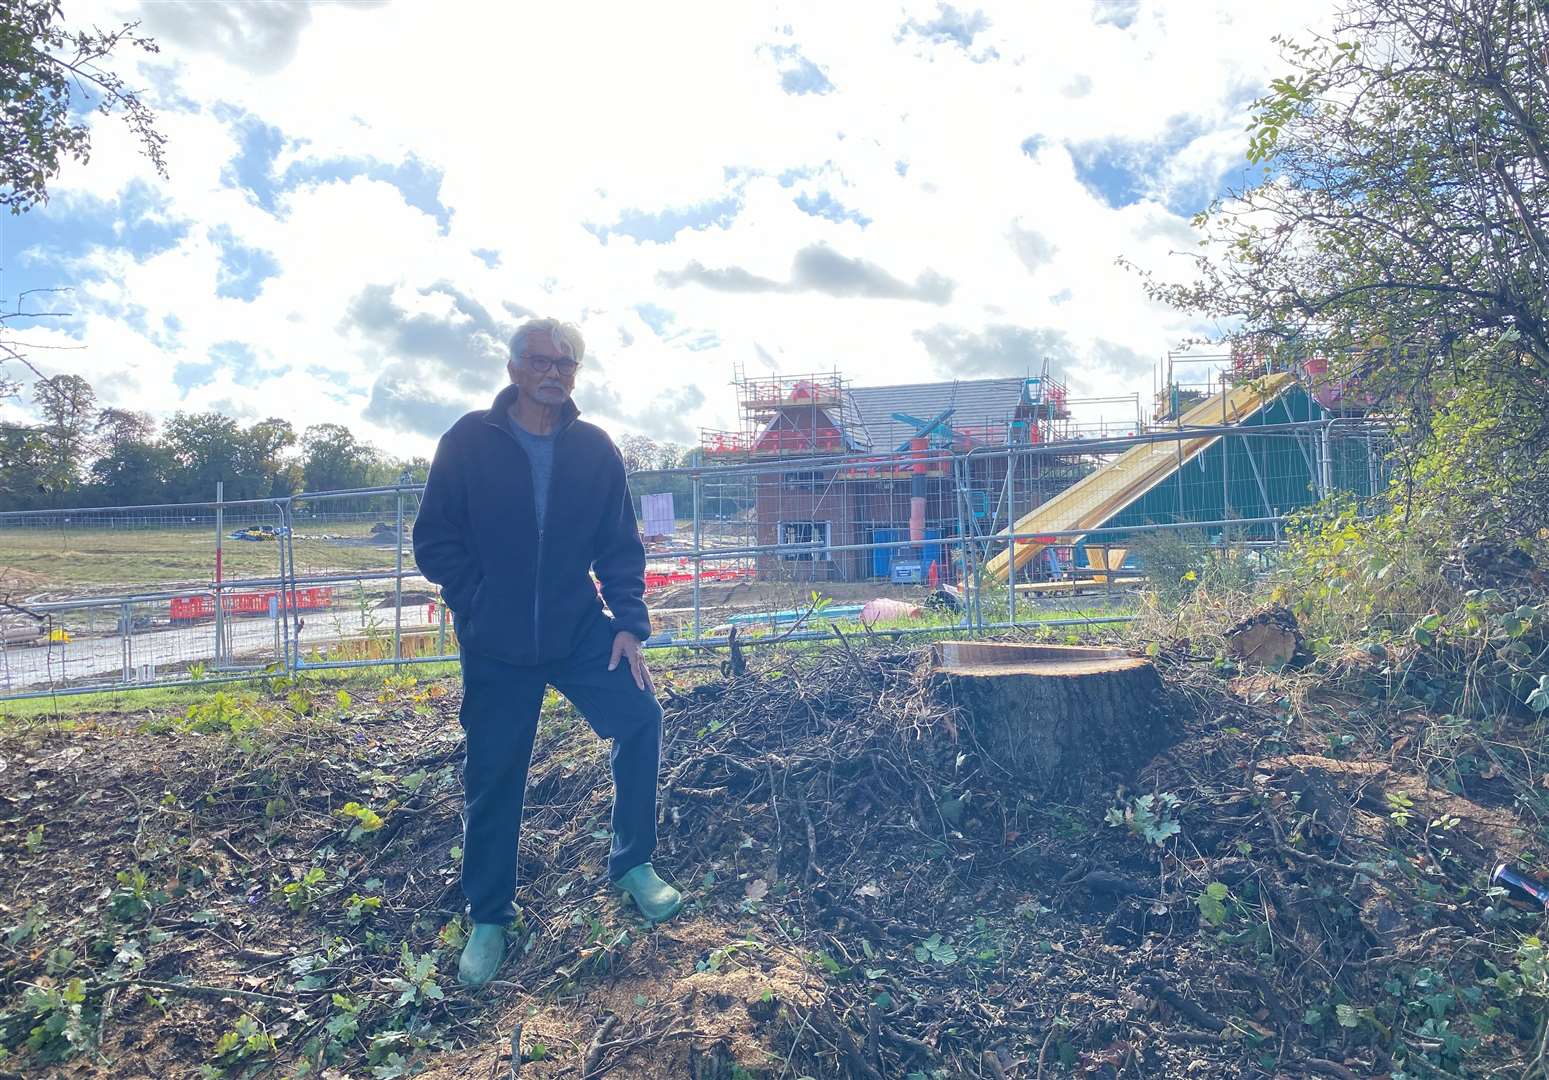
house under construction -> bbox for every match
[699,365,1089,583]
[694,354,1384,585]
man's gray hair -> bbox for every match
[509,317,585,363]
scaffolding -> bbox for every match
[1154,346,1377,424]
[700,361,1077,462]
[677,355,1385,591]
[688,362,1098,587]
[699,369,860,459]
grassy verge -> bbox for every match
[0,661,463,724]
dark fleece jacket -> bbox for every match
[411,384,650,666]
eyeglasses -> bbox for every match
[519,353,581,376]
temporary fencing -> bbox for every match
[0,419,1390,700]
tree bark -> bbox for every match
[928,642,1168,791]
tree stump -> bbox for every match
[1224,605,1310,670]
[928,641,1168,791]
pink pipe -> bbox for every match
[909,436,927,543]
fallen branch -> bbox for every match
[1152,1028,1226,1046]
[91,977,293,1006]
[1277,844,1373,878]
[581,1013,619,1078]
[724,625,746,677]
[1073,869,1155,897]
[580,1021,711,1079]
[812,1005,884,1080]
[670,785,728,801]
[795,784,819,885]
[882,1022,942,1062]
[830,622,881,688]
[815,894,890,940]
[1299,1056,1363,1080]
[1227,962,1286,1026]
[866,1003,880,1068]
[1138,976,1225,1032]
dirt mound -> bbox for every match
[0,641,1543,1078]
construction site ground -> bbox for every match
[0,619,1541,1079]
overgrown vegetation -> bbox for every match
[1118,10,1549,1070]
[1125,495,1549,1076]
[1126,528,1259,607]
[1134,0,1549,540]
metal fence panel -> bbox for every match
[0,421,1392,699]
[276,486,458,673]
[0,495,292,696]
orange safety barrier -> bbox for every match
[170,587,335,622]
[643,568,755,591]
[754,429,844,452]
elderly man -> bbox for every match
[413,317,681,989]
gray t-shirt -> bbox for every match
[508,417,558,532]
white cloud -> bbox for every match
[22,0,1338,455]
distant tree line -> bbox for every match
[615,435,735,519]
[0,376,728,516]
[0,374,429,511]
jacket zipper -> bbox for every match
[533,426,568,654]
[486,408,569,662]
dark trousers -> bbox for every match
[457,616,663,924]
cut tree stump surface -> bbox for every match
[928,641,1169,790]
[936,656,1152,678]
[1224,605,1311,669]
[932,640,1151,678]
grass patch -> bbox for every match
[0,661,461,724]
[0,521,400,593]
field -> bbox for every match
[0,523,403,599]
[0,519,722,599]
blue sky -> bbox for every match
[2,0,1334,450]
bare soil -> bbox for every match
[0,638,1543,1078]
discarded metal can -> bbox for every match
[1492,863,1549,910]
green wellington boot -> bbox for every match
[616,863,683,923]
[457,923,506,988]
